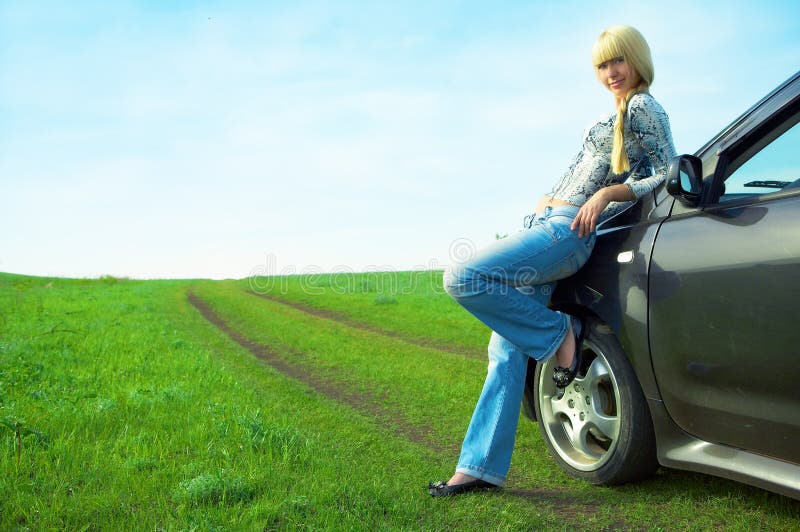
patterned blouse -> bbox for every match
[547,92,676,222]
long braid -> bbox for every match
[610,84,648,175]
[611,95,630,175]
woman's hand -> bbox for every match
[571,184,637,238]
[571,189,611,238]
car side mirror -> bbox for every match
[666,155,703,207]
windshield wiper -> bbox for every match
[743,180,791,188]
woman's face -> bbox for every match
[596,56,639,102]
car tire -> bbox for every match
[532,317,658,485]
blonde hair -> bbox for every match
[592,25,654,174]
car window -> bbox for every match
[720,112,800,203]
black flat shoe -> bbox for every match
[553,316,586,388]
[427,479,499,497]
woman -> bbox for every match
[429,25,676,497]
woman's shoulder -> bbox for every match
[627,92,669,124]
[628,92,665,112]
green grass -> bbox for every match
[244,271,490,352]
[1,271,798,530]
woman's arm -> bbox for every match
[624,94,677,198]
[571,94,676,237]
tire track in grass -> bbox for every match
[189,291,606,524]
[188,291,453,455]
[247,291,484,360]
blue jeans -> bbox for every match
[443,205,595,486]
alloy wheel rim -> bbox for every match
[539,338,622,471]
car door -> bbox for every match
[647,102,800,464]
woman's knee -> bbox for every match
[443,265,481,299]
[442,267,463,298]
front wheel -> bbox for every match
[533,318,658,485]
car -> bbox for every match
[522,69,800,501]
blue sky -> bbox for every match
[2,0,799,279]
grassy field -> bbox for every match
[1,271,798,530]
